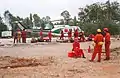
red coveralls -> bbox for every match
[60,30,64,40]
[39,31,43,40]
[91,34,104,62]
[72,41,84,57]
[79,32,85,42]
[68,30,72,39]
[48,31,52,42]
[105,32,111,59]
[21,30,27,43]
[40,31,43,37]
[74,30,79,38]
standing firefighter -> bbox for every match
[48,30,52,42]
[90,29,104,62]
[21,29,27,43]
[68,29,72,39]
[60,29,64,40]
[74,29,79,39]
[79,31,85,42]
[104,28,111,60]
[39,29,43,40]
[17,29,22,43]
[13,31,18,43]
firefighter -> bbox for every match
[74,29,79,38]
[39,29,43,40]
[79,31,85,42]
[68,29,72,39]
[60,29,64,40]
[72,38,86,58]
[17,29,22,43]
[90,29,104,62]
[48,30,52,42]
[88,34,95,41]
[104,28,111,60]
[21,29,27,43]
[13,30,17,43]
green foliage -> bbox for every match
[33,14,41,27]
[78,1,120,35]
[61,10,71,24]
[0,0,120,36]
[0,16,7,37]
[22,17,32,29]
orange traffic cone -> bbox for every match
[88,45,91,53]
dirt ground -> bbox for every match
[0,38,120,78]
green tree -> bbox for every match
[22,17,32,29]
[0,16,7,37]
[61,10,71,25]
[46,16,51,23]
[33,14,41,27]
[29,13,33,26]
[73,16,77,26]
[78,1,120,35]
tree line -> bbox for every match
[0,0,120,36]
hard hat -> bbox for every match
[97,29,101,33]
[104,28,109,32]
[98,42,104,46]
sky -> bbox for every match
[0,0,119,20]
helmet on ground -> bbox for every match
[97,29,101,33]
[104,28,109,32]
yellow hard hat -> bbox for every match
[98,42,104,46]
[97,29,101,32]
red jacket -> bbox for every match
[94,34,104,44]
[73,42,80,50]
[105,32,110,43]
[68,31,72,38]
[61,30,64,37]
[40,31,43,36]
[48,31,52,38]
[21,31,26,38]
[74,30,79,38]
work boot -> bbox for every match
[104,58,110,61]
[97,60,101,62]
[82,55,86,58]
[82,56,86,58]
[89,60,93,62]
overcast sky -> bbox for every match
[0,0,119,20]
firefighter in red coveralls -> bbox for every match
[104,28,111,60]
[74,29,79,38]
[48,30,52,42]
[39,29,43,40]
[60,29,64,40]
[68,29,72,39]
[72,38,86,58]
[21,29,27,43]
[79,31,85,42]
[88,34,95,41]
[90,29,104,62]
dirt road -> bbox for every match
[0,39,120,78]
